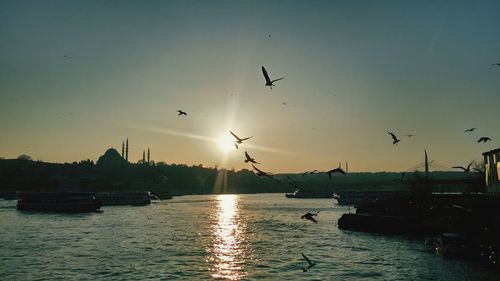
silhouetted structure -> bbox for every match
[484,148,500,196]
[126,138,129,162]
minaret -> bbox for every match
[147,148,150,164]
[346,162,348,174]
[142,150,146,163]
[424,150,429,179]
[125,138,129,162]
[121,141,125,158]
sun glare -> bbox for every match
[216,133,235,153]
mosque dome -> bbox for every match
[96,148,128,167]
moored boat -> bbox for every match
[17,192,102,212]
[95,191,152,206]
[285,189,334,199]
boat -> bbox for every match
[17,192,102,212]
[285,189,334,199]
[95,191,152,206]
[334,191,401,205]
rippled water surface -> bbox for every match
[0,194,498,280]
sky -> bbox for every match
[1,0,499,173]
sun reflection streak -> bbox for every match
[208,195,248,280]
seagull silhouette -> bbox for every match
[301,253,317,272]
[325,167,346,179]
[177,110,187,116]
[406,134,414,137]
[302,170,319,177]
[387,131,401,145]
[492,63,500,66]
[464,128,476,133]
[244,151,260,164]
[478,137,491,143]
[261,66,284,89]
[452,161,473,172]
[230,130,252,144]
[252,164,273,179]
[301,211,319,223]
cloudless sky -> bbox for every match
[1,0,499,173]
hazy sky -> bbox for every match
[1,0,499,173]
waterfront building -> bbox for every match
[484,148,500,196]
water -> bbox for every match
[0,193,497,280]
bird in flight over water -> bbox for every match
[464,128,476,133]
[301,253,317,272]
[387,131,401,145]
[301,211,319,223]
[452,161,474,172]
[230,130,252,144]
[325,167,346,179]
[244,151,260,164]
[177,110,187,116]
[252,164,273,179]
[478,137,491,143]
[261,66,284,89]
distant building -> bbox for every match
[97,148,129,168]
[484,148,500,196]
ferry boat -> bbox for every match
[95,191,152,206]
[285,189,334,199]
[17,192,102,212]
[334,191,400,205]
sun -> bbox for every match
[216,132,235,153]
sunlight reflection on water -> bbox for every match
[208,194,248,280]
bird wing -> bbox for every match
[262,66,271,84]
[245,151,251,160]
[301,253,313,266]
[387,131,398,141]
[252,164,265,174]
[302,171,308,177]
[452,166,466,171]
[467,161,473,170]
[477,137,485,142]
[271,77,285,83]
[328,167,346,175]
[229,131,241,141]
[240,136,253,141]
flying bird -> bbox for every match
[406,134,414,138]
[302,170,319,177]
[464,128,476,133]
[477,137,491,143]
[244,151,260,164]
[301,211,319,223]
[177,110,187,116]
[252,164,273,179]
[492,63,500,66]
[301,253,317,272]
[230,130,252,144]
[325,167,346,179]
[473,168,484,173]
[387,131,401,145]
[452,161,473,172]
[261,66,284,89]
